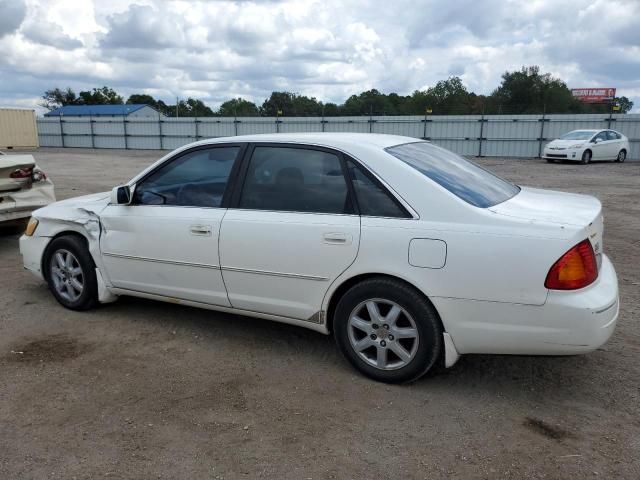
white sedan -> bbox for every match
[543,129,630,164]
[20,134,619,383]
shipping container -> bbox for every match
[0,108,39,150]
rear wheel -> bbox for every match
[333,278,442,383]
[44,235,98,310]
[616,150,626,162]
[581,150,591,164]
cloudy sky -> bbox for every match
[1,0,639,113]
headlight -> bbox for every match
[569,144,584,149]
[25,217,39,236]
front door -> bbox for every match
[100,144,244,306]
[219,145,360,321]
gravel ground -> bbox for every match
[1,148,639,479]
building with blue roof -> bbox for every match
[44,104,163,117]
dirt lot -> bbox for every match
[1,148,639,479]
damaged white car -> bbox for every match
[1,152,55,223]
[20,134,619,383]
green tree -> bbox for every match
[126,94,158,106]
[490,66,581,114]
[260,92,323,116]
[77,86,124,105]
[39,87,78,110]
[614,96,634,114]
[218,98,259,117]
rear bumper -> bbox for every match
[0,181,55,223]
[432,254,619,355]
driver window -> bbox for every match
[133,146,241,207]
[606,131,618,141]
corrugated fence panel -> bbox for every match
[36,114,640,159]
[198,119,236,138]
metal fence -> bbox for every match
[37,113,640,159]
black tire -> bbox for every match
[546,158,555,163]
[43,235,98,311]
[616,150,626,163]
[333,278,443,383]
[581,149,591,164]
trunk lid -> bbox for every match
[490,186,604,264]
[0,154,35,193]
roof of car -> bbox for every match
[195,133,421,150]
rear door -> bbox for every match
[605,130,621,159]
[219,144,360,321]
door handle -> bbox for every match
[323,232,351,245]
[190,225,212,236]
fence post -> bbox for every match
[607,103,613,129]
[59,116,65,147]
[234,110,239,136]
[537,110,547,158]
[369,105,373,133]
[159,117,163,150]
[477,111,486,157]
[89,115,95,148]
[123,117,128,149]
[194,117,199,140]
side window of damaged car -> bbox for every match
[133,146,242,207]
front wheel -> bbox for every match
[44,235,98,310]
[333,278,443,383]
[581,150,592,164]
[616,150,626,162]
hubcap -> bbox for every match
[618,151,625,162]
[49,249,84,302]
[347,299,419,370]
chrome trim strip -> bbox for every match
[102,252,329,281]
[595,299,618,315]
[222,265,329,281]
[102,252,221,270]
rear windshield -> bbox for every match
[386,142,520,208]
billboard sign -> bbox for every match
[571,88,616,103]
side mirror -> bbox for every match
[110,185,132,205]
[594,137,603,144]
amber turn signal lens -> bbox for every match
[545,239,598,290]
[24,217,39,236]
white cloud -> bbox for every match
[0,0,637,112]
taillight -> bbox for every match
[32,168,47,182]
[10,167,34,179]
[545,239,598,290]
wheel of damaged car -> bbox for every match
[333,278,442,383]
[44,235,98,311]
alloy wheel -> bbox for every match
[49,249,84,302]
[347,299,419,370]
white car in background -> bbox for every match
[19,134,619,383]
[543,129,629,164]
[0,152,55,224]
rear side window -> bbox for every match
[606,131,619,140]
[134,146,240,207]
[347,161,409,217]
[239,146,351,214]
[386,142,520,208]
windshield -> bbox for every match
[386,142,520,208]
[559,131,596,140]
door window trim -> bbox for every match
[130,142,248,209]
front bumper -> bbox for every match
[20,234,51,280]
[432,254,619,355]
[0,181,55,223]
[542,148,583,161]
